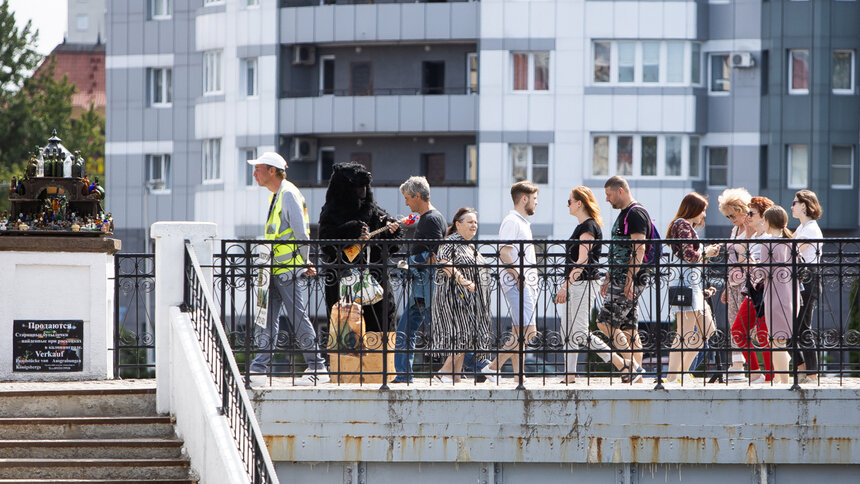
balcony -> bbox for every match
[279,92,477,134]
[280,0,479,45]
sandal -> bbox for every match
[620,364,645,383]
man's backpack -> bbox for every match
[622,204,662,265]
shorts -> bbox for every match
[596,282,645,331]
[503,284,537,327]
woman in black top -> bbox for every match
[554,186,636,383]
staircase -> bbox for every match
[0,382,197,483]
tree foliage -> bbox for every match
[0,0,105,212]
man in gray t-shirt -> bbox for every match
[392,176,446,383]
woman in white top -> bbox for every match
[791,189,824,384]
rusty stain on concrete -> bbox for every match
[745,443,758,464]
[263,434,296,461]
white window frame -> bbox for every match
[787,144,809,189]
[241,58,258,98]
[318,146,335,184]
[145,154,171,193]
[511,51,550,93]
[149,67,172,107]
[591,40,698,86]
[203,50,223,95]
[467,52,478,94]
[203,0,225,5]
[466,144,478,183]
[832,49,855,95]
[510,144,550,184]
[203,139,222,183]
[708,53,731,94]
[691,43,702,86]
[590,134,695,179]
[831,145,855,189]
[242,147,257,187]
[707,146,729,188]
[319,55,335,95]
[150,0,171,19]
[788,49,810,95]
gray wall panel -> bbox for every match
[355,5,377,42]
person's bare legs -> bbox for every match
[666,311,707,382]
[596,322,639,371]
[486,325,537,376]
[771,340,790,384]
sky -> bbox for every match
[7,0,67,56]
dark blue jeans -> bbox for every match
[393,253,433,382]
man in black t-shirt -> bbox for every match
[596,176,650,381]
[393,176,446,383]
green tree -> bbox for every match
[0,0,105,212]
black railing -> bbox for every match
[282,0,476,7]
[113,253,156,378]
[282,87,474,98]
[204,237,860,388]
[182,242,279,484]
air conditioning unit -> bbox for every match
[731,52,755,68]
[289,137,318,162]
[292,45,316,66]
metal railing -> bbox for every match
[200,237,860,389]
[182,242,279,484]
[113,253,156,378]
[281,87,475,98]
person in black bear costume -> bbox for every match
[319,162,404,333]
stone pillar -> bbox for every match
[0,236,121,381]
[151,222,217,415]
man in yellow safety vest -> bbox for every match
[247,152,329,386]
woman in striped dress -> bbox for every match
[431,207,492,383]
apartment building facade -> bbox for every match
[106,0,860,251]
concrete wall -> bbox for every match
[253,385,860,482]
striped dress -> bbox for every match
[431,234,493,358]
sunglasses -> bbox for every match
[747,210,756,217]
[791,200,802,206]
[726,214,737,221]
[567,199,574,206]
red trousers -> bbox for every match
[731,297,773,380]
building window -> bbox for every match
[203,0,224,5]
[666,42,685,83]
[833,49,855,94]
[241,58,257,98]
[204,51,222,94]
[320,147,335,183]
[512,52,549,91]
[246,0,259,6]
[350,62,373,96]
[422,61,445,95]
[320,55,335,95]
[76,14,88,31]
[467,53,478,94]
[148,67,172,106]
[145,154,171,191]
[421,153,446,184]
[689,137,700,178]
[665,135,682,176]
[203,139,222,182]
[242,148,257,186]
[642,43,660,83]
[593,134,697,178]
[593,136,609,176]
[787,144,808,189]
[594,42,610,83]
[593,41,701,85]
[707,147,728,187]
[789,49,810,94]
[617,42,635,83]
[466,144,477,183]
[831,145,854,189]
[710,54,730,93]
[511,144,549,184]
[691,43,701,85]
[150,0,171,19]
[351,152,372,172]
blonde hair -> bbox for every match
[571,186,603,227]
[717,187,752,216]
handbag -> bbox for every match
[339,248,384,305]
[668,221,693,307]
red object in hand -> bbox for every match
[404,213,419,226]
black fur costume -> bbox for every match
[318,162,403,332]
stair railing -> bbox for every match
[182,241,279,484]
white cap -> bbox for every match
[247,151,287,170]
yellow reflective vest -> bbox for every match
[265,180,310,274]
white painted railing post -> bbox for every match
[152,222,217,415]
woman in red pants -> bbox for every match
[731,196,774,383]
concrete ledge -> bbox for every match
[0,236,121,254]
[253,386,860,465]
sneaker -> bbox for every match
[294,369,331,386]
[750,375,766,384]
[481,365,500,384]
[726,369,746,382]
